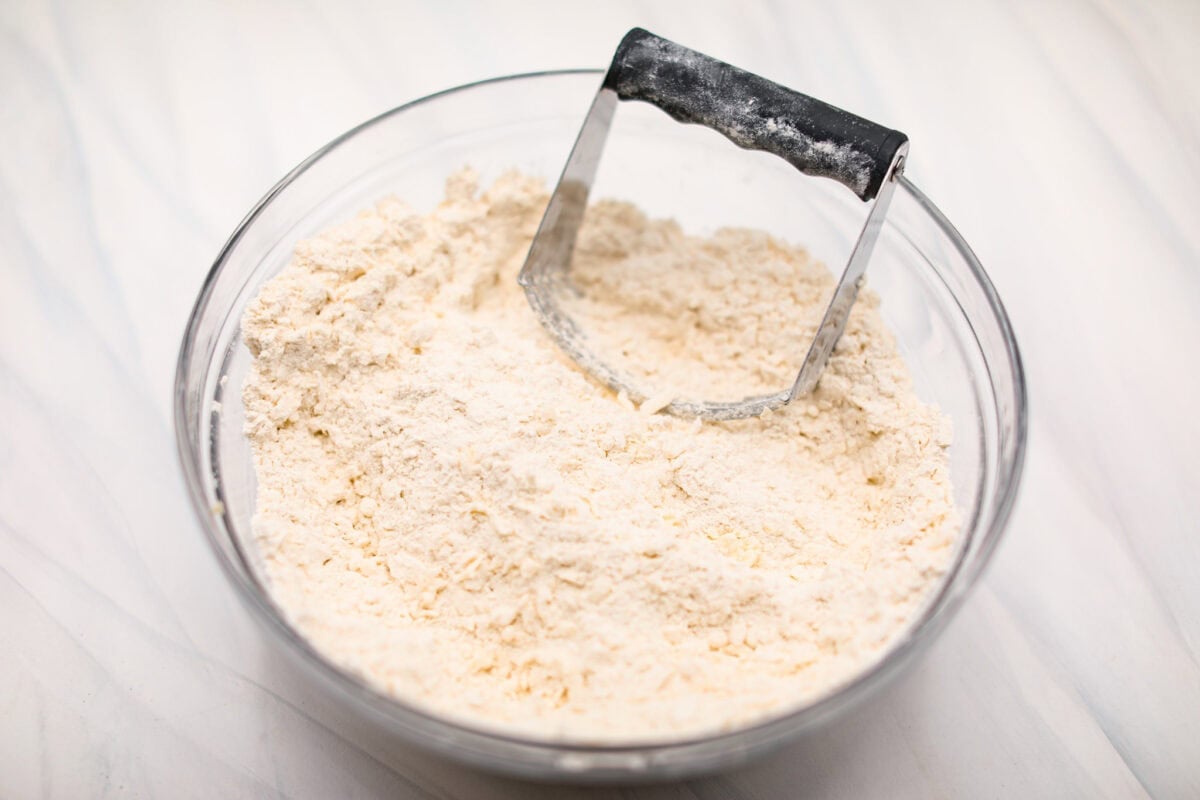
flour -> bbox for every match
[241,168,958,742]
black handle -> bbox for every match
[603,28,907,202]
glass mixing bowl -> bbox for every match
[174,70,1026,782]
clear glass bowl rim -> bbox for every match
[174,69,1028,758]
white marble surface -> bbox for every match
[2,0,1198,796]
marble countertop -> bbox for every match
[3,0,1197,796]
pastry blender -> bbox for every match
[519,28,908,420]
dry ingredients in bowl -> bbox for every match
[241,169,958,741]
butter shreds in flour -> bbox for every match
[241,169,959,742]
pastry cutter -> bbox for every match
[519,28,908,421]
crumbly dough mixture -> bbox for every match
[242,169,958,742]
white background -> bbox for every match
[2,0,1198,797]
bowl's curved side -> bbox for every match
[900,177,1028,592]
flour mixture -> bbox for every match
[241,169,958,741]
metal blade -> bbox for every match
[519,87,906,421]
[790,148,907,399]
[519,88,616,291]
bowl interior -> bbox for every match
[176,70,1024,778]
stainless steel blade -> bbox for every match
[518,87,907,421]
[790,148,907,398]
